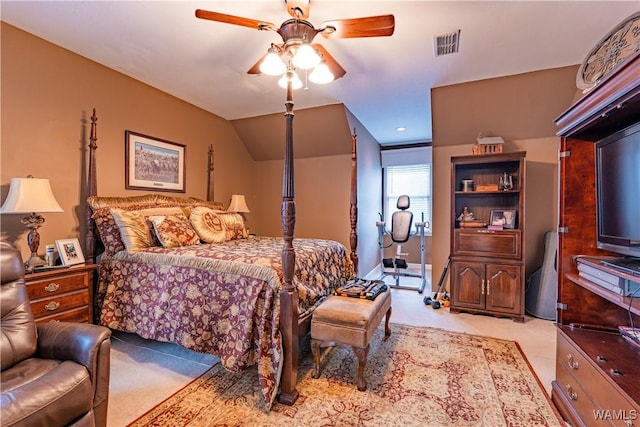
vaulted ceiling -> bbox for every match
[2,1,638,145]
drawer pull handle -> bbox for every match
[596,355,607,362]
[565,384,578,400]
[566,354,579,369]
[44,301,60,311]
[44,283,60,292]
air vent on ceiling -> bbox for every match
[434,29,461,57]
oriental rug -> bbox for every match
[129,324,562,426]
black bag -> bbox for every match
[335,278,388,300]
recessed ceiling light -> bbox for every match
[395,127,406,132]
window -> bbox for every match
[384,164,431,232]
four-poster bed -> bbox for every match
[84,109,360,408]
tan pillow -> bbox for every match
[190,207,226,243]
[110,207,188,251]
[216,211,248,240]
[148,213,200,248]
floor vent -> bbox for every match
[434,30,461,56]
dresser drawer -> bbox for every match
[558,331,639,426]
[26,273,88,300]
[30,290,89,319]
[453,229,521,259]
[35,306,90,324]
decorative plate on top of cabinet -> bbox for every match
[576,11,640,92]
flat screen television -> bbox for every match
[595,121,640,275]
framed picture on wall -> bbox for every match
[55,238,85,266]
[490,209,516,229]
[125,130,186,192]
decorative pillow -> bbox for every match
[109,207,190,251]
[190,207,227,243]
[148,213,200,248]
[187,197,226,211]
[216,211,248,240]
[92,202,160,256]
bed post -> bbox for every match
[207,144,214,202]
[85,108,98,264]
[278,78,299,405]
[350,128,359,275]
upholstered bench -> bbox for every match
[310,290,392,391]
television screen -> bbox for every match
[596,121,640,262]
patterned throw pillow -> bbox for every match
[189,207,226,243]
[216,211,248,240]
[148,213,200,248]
[109,207,189,251]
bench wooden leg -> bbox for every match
[353,345,369,391]
[384,306,392,339]
[311,338,322,379]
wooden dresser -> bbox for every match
[24,264,98,323]
[552,52,639,426]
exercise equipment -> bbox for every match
[424,256,450,309]
[377,195,428,293]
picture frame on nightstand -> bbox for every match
[55,238,85,266]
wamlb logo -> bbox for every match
[593,409,638,421]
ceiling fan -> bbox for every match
[195,0,394,87]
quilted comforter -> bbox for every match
[97,236,353,408]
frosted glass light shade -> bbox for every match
[259,51,286,76]
[0,177,63,214]
[292,44,320,69]
[278,71,303,90]
[228,194,250,213]
[309,62,334,84]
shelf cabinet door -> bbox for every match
[451,261,485,310]
[485,263,522,315]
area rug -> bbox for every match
[129,324,562,426]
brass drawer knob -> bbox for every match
[566,354,579,369]
[565,384,578,400]
[44,283,60,292]
[44,301,60,311]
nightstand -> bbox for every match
[24,263,99,323]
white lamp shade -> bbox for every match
[292,44,320,70]
[278,71,303,90]
[309,61,335,84]
[0,177,63,214]
[259,51,286,76]
[228,194,250,213]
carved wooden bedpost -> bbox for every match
[85,109,98,264]
[278,77,299,405]
[350,128,359,275]
[207,144,214,202]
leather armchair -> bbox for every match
[0,241,111,427]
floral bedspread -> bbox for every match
[97,236,353,408]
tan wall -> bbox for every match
[1,23,255,261]
[252,155,352,248]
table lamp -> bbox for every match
[228,194,250,214]
[0,177,64,271]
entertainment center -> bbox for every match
[552,51,639,426]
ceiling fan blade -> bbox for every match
[312,44,346,80]
[247,52,270,75]
[285,0,310,19]
[320,14,395,39]
[195,9,275,31]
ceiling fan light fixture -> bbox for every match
[309,61,334,84]
[291,43,321,70]
[278,70,303,90]
[259,49,287,75]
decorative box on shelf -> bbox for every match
[472,136,504,155]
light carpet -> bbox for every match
[129,324,562,426]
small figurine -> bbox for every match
[457,207,475,222]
